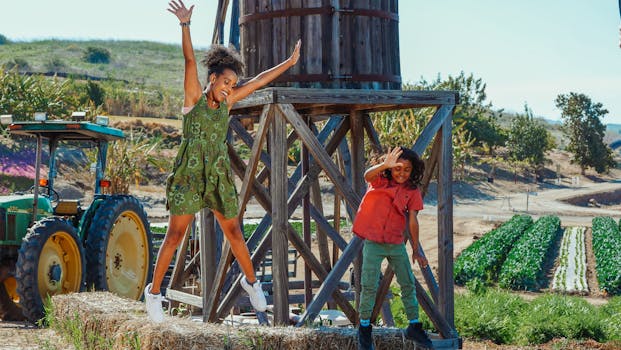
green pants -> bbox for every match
[359,240,418,321]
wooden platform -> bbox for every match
[231,87,459,116]
[164,87,460,349]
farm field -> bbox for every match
[552,226,588,294]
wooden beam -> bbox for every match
[232,88,458,110]
[297,236,364,326]
[238,104,273,217]
[219,143,358,322]
[412,104,453,156]
[270,108,289,325]
[204,242,233,322]
[350,110,365,310]
[167,223,193,291]
[438,108,456,331]
[199,209,217,322]
[278,104,361,211]
[363,114,383,154]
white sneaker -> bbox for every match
[144,283,165,323]
[240,278,267,312]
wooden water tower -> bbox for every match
[239,0,401,90]
[167,1,460,348]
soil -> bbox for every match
[2,148,621,349]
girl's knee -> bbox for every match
[163,229,185,247]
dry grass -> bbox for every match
[51,292,427,350]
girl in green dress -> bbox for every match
[145,0,301,323]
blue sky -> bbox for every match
[1,1,620,124]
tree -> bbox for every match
[507,105,554,171]
[0,34,9,45]
[83,47,111,64]
[419,72,506,154]
[555,92,615,174]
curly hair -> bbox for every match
[383,146,425,189]
[201,44,245,77]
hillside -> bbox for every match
[0,39,207,95]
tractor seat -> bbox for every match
[54,200,81,216]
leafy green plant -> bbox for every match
[454,215,533,285]
[499,215,561,291]
[591,217,621,295]
[0,67,76,118]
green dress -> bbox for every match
[166,96,238,218]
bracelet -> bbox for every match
[180,21,190,27]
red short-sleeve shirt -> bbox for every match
[352,175,423,244]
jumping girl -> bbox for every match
[145,0,301,323]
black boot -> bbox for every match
[357,324,374,350]
[405,322,433,349]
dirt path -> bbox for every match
[0,321,74,350]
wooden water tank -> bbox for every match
[239,0,401,90]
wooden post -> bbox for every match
[438,111,455,330]
[271,107,289,325]
[302,116,313,307]
[350,110,365,312]
[198,209,217,322]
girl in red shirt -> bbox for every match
[354,146,432,350]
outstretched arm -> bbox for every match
[363,146,404,183]
[228,40,301,105]
[168,0,202,106]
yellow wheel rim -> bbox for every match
[37,231,82,299]
[106,210,149,300]
[3,276,19,303]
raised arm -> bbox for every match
[168,0,202,106]
[363,146,404,183]
[228,40,301,105]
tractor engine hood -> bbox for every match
[0,194,53,215]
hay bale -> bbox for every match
[51,293,422,350]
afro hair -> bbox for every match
[201,44,245,77]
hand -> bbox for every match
[413,253,428,268]
[382,146,404,169]
[288,39,301,66]
[167,0,194,23]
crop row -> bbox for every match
[454,215,533,285]
[591,217,621,295]
[552,226,588,293]
[499,215,561,291]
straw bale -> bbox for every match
[51,292,422,350]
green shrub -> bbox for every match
[44,57,67,72]
[454,288,525,344]
[514,294,606,345]
[6,58,30,71]
[0,34,9,45]
[600,296,621,341]
[83,46,111,64]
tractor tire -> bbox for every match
[85,195,153,301]
[16,218,85,323]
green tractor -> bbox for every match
[0,114,153,322]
